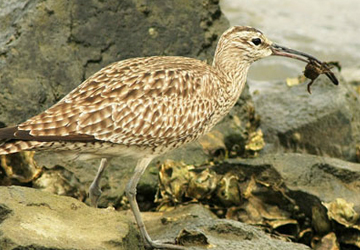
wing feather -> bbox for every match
[18,56,222,147]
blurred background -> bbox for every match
[220,0,360,85]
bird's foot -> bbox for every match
[144,239,185,250]
[88,183,102,207]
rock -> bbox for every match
[0,185,140,250]
[0,151,41,185]
[251,74,360,162]
[0,185,310,250]
[145,203,310,250]
[153,154,360,240]
[220,153,360,212]
[314,232,339,250]
[211,153,360,248]
[33,165,87,201]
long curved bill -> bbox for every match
[271,44,339,85]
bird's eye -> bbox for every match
[251,38,262,46]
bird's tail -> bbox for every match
[0,126,47,155]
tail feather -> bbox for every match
[0,126,17,141]
[0,126,47,155]
[0,125,99,155]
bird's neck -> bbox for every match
[212,51,250,105]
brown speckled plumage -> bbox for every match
[1,56,230,156]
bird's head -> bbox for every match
[215,26,273,63]
[215,26,321,63]
[213,26,338,85]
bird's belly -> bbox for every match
[39,141,154,161]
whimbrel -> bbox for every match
[0,26,338,249]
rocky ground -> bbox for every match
[1,0,360,250]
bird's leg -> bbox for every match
[126,157,184,250]
[89,158,109,207]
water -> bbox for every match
[220,0,360,82]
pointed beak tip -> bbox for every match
[271,44,340,87]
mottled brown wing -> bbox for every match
[18,56,221,147]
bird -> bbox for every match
[0,26,338,249]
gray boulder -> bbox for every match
[212,153,360,248]
[221,153,360,211]
[251,75,360,162]
[0,185,139,250]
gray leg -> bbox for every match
[126,157,184,250]
[89,158,109,207]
